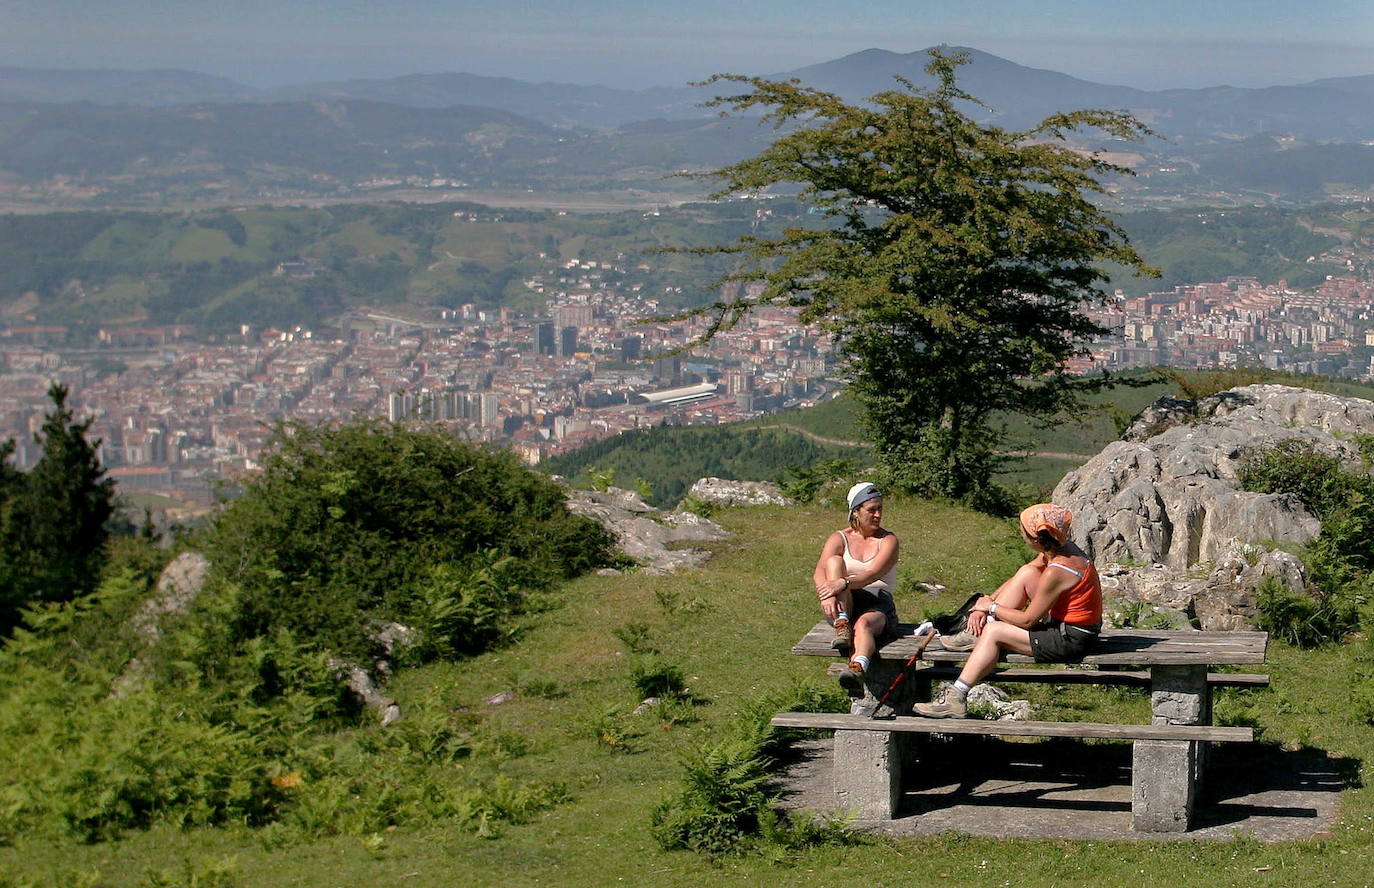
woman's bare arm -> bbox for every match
[975,557,1078,629]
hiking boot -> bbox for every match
[938,629,978,652]
[838,660,865,694]
[830,617,853,654]
[913,684,968,719]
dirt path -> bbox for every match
[746,425,1094,462]
[749,423,866,448]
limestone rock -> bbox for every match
[685,477,795,507]
[129,551,210,643]
[632,697,661,715]
[1055,384,1369,569]
[331,658,403,725]
[1054,384,1371,631]
[567,486,730,574]
[966,683,1031,721]
[1101,542,1308,631]
[111,552,212,697]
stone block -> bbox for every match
[833,729,900,820]
[1132,739,1196,832]
[1150,665,1209,725]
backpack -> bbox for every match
[930,593,981,636]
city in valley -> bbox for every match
[2,247,1373,515]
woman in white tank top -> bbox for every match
[814,482,900,693]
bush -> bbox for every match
[649,684,851,855]
[197,419,617,662]
[1255,578,1357,648]
[777,458,858,505]
[631,658,687,700]
[1238,439,1374,645]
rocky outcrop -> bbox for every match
[111,552,212,698]
[566,486,731,574]
[1053,384,1374,631]
[128,551,210,643]
[1054,384,1372,569]
[115,552,405,724]
[330,659,402,726]
[1100,542,1308,631]
[686,477,794,507]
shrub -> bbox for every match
[1255,578,1357,648]
[197,419,617,662]
[1238,439,1374,645]
[1156,366,1280,400]
[612,621,658,655]
[649,684,851,855]
[778,458,858,505]
[631,658,687,699]
[677,495,716,519]
[649,731,772,854]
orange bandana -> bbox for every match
[1019,503,1072,546]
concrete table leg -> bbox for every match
[1132,739,1197,832]
[830,660,903,820]
[833,729,901,820]
[1133,665,1210,832]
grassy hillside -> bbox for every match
[559,370,1374,507]
[0,200,1365,341]
[3,496,1374,886]
[0,201,763,337]
[544,423,868,507]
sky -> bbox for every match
[5,0,1374,91]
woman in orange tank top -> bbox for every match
[914,503,1101,719]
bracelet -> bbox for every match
[988,602,999,617]
[841,577,850,590]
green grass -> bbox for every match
[5,496,1374,885]
[740,393,866,445]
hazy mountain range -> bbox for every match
[6,46,1374,204]
[9,47,1374,139]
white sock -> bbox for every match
[951,679,972,699]
[835,611,850,625]
[852,655,870,672]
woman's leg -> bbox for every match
[852,610,885,664]
[991,562,1041,609]
[958,622,1032,686]
[915,622,1032,717]
[965,562,1040,640]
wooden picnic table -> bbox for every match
[779,621,1270,832]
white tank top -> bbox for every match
[840,530,896,594]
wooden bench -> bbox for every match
[772,711,1255,743]
[786,621,1270,833]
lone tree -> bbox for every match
[678,49,1156,510]
[0,384,115,628]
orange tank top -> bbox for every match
[1048,560,1102,626]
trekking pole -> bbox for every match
[867,625,937,720]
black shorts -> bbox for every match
[851,588,899,642]
[1029,620,1100,663]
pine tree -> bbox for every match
[674,49,1157,511]
[0,384,115,628]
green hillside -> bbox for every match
[0,200,1364,341]
[543,423,868,507]
[547,371,1374,508]
[0,201,764,337]
[4,495,1373,886]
